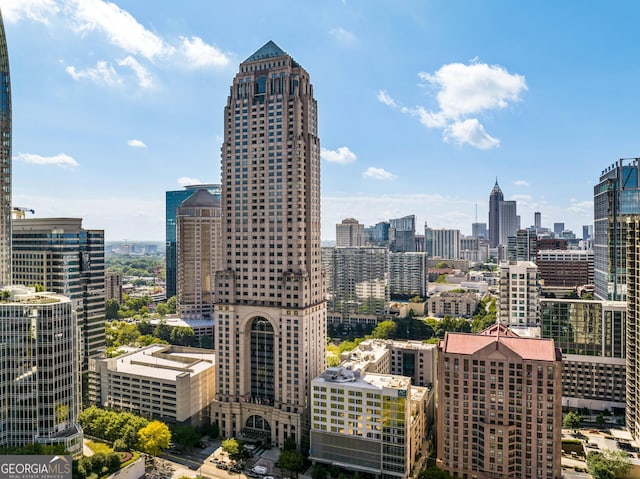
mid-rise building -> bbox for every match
[310,368,429,478]
[369,221,391,246]
[553,223,565,236]
[322,246,388,322]
[176,189,222,319]
[336,218,366,247]
[165,183,221,299]
[12,217,105,371]
[437,325,562,479]
[89,344,215,426]
[390,215,416,252]
[388,252,428,297]
[541,298,626,410]
[488,180,504,248]
[0,287,82,455]
[472,222,487,240]
[497,261,540,329]
[427,291,479,318]
[506,229,537,262]
[594,159,640,301]
[105,271,122,303]
[427,228,460,259]
[536,249,594,287]
[212,42,326,448]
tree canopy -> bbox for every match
[563,411,582,432]
[586,450,632,479]
[137,420,171,457]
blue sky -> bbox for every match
[2,0,640,241]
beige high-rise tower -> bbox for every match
[212,41,326,448]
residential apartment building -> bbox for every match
[12,217,105,371]
[506,229,537,262]
[594,159,640,301]
[626,215,640,439]
[89,344,215,426]
[176,189,222,319]
[497,261,540,329]
[105,271,122,303]
[212,42,326,448]
[0,11,10,287]
[165,183,221,299]
[427,291,479,318]
[336,218,366,247]
[322,246,389,323]
[437,325,562,479]
[541,298,626,410]
[0,287,82,456]
[388,252,428,297]
[390,215,416,253]
[310,368,429,479]
[536,249,594,287]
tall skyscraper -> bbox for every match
[0,9,11,286]
[594,159,640,301]
[534,211,542,229]
[390,214,416,252]
[497,261,540,330]
[12,218,105,371]
[553,222,565,236]
[335,218,365,247]
[0,286,82,455]
[165,183,221,299]
[430,228,460,259]
[212,41,326,448]
[471,222,487,239]
[488,180,503,248]
[176,189,222,319]
[626,215,640,440]
[499,200,518,247]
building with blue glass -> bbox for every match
[0,8,10,286]
[165,184,220,299]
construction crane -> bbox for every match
[12,206,35,219]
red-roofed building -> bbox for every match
[437,329,562,479]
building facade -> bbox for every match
[105,271,122,303]
[429,228,460,260]
[428,291,479,318]
[536,249,594,288]
[626,215,640,439]
[506,229,537,262]
[499,201,518,248]
[488,180,504,248]
[390,215,416,253]
[594,159,640,301]
[176,189,222,319]
[12,217,105,371]
[165,184,221,299]
[388,252,428,297]
[212,42,326,448]
[437,327,562,479]
[336,218,366,247]
[498,261,540,329]
[0,10,10,287]
[0,287,82,455]
[89,344,215,425]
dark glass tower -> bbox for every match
[0,9,11,286]
[488,179,503,248]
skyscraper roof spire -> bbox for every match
[245,40,287,62]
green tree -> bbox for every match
[137,420,171,457]
[586,450,632,479]
[105,299,120,320]
[155,302,169,316]
[417,466,453,479]
[371,320,396,339]
[435,274,447,283]
[221,438,241,458]
[154,320,172,342]
[279,450,305,477]
[173,425,200,449]
[199,334,213,349]
[596,412,606,426]
[166,296,177,314]
[170,326,196,346]
[435,261,449,268]
[311,465,328,479]
[563,411,582,432]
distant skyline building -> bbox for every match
[335,218,366,247]
[594,158,640,301]
[430,228,460,259]
[165,183,221,299]
[390,214,416,252]
[212,41,326,448]
[506,229,537,262]
[498,200,518,247]
[553,222,565,236]
[488,179,504,248]
[105,271,122,303]
[369,221,390,245]
[12,217,105,371]
[534,211,541,229]
[471,222,487,239]
[536,249,594,288]
[176,189,222,319]
[0,9,10,286]
[389,252,428,297]
[0,287,82,455]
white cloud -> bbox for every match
[329,27,357,47]
[177,176,202,187]
[1,0,59,24]
[362,167,397,180]
[65,60,121,85]
[377,90,397,108]
[180,36,230,68]
[127,139,147,148]
[443,119,500,149]
[16,152,79,169]
[568,198,593,214]
[118,56,153,88]
[320,147,357,164]
[514,180,530,187]
[66,0,175,61]
[381,61,526,149]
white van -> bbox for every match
[252,466,268,475]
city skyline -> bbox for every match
[4,1,640,240]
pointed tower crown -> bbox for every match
[245,40,287,62]
[491,178,503,196]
